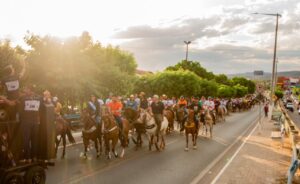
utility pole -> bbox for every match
[184,41,191,61]
[252,13,281,104]
[270,14,280,105]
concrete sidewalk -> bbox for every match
[213,117,295,184]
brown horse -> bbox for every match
[123,108,143,149]
[101,106,128,158]
[101,114,122,159]
[81,110,102,159]
[55,115,75,159]
[216,106,225,122]
[175,105,186,133]
[184,109,198,151]
[164,108,175,134]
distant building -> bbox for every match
[136,69,153,76]
[277,76,300,89]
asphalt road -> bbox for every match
[47,107,259,184]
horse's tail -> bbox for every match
[66,128,76,144]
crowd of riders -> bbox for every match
[0,64,256,168]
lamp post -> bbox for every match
[184,41,191,61]
[252,12,281,105]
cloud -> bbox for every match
[112,0,300,74]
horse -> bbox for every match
[139,110,168,151]
[101,114,121,159]
[175,105,186,133]
[81,109,102,159]
[123,108,144,149]
[54,115,75,159]
[200,109,213,138]
[101,106,128,158]
[216,106,225,122]
[164,108,175,134]
[184,109,198,151]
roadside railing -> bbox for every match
[274,101,299,184]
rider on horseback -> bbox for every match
[107,95,123,130]
[126,94,138,111]
[87,94,101,126]
[220,98,227,114]
[203,97,216,124]
[188,97,200,129]
[150,95,164,136]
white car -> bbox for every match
[286,102,294,112]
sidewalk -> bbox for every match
[214,117,296,184]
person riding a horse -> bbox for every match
[188,97,201,130]
[150,95,164,136]
[107,95,123,130]
[220,98,227,114]
[139,92,149,111]
[126,94,139,111]
[203,97,216,124]
[87,94,101,126]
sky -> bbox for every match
[0,0,299,74]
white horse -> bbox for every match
[139,110,168,151]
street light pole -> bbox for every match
[184,41,191,61]
[252,13,281,104]
[270,14,280,104]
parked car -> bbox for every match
[286,102,294,112]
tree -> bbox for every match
[24,32,137,106]
[0,40,25,79]
[166,60,215,80]
[215,74,232,86]
[231,77,255,94]
[233,84,248,97]
[217,85,236,98]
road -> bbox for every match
[47,107,259,184]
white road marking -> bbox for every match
[190,114,259,184]
[210,122,258,184]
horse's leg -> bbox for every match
[185,132,189,151]
[154,135,160,151]
[83,136,88,159]
[113,137,119,158]
[55,136,60,158]
[99,135,103,155]
[62,134,66,159]
[193,131,197,150]
[149,135,153,151]
[210,124,213,138]
[105,138,111,159]
[94,137,100,158]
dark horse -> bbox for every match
[175,105,186,133]
[184,109,198,151]
[81,109,102,159]
[123,108,145,149]
[55,115,75,159]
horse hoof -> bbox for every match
[185,148,189,151]
[83,155,87,160]
[193,146,197,150]
[97,153,100,158]
[114,153,119,158]
[61,156,65,159]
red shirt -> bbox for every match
[107,101,123,116]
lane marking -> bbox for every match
[211,123,258,184]
[190,113,259,184]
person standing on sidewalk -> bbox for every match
[264,102,269,117]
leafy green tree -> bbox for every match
[217,85,236,98]
[231,77,255,94]
[233,84,248,97]
[166,60,215,80]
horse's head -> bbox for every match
[139,109,152,125]
[81,109,96,130]
[188,109,194,119]
[102,114,116,131]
